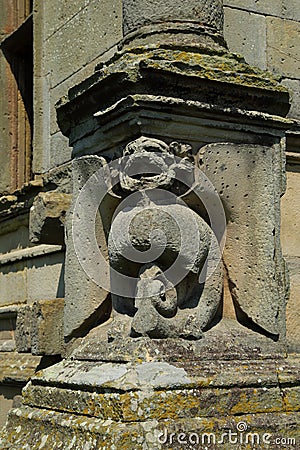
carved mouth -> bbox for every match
[125,156,164,179]
[131,172,162,180]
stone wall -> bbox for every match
[33,0,123,172]
[224,0,300,119]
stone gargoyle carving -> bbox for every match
[107,137,224,340]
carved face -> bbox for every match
[119,137,177,192]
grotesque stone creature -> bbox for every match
[108,137,223,340]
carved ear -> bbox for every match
[169,141,192,158]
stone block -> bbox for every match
[45,0,122,88]
[49,132,71,167]
[64,156,111,339]
[29,191,71,245]
[223,0,282,17]
[0,246,64,308]
[32,70,51,174]
[26,251,65,302]
[282,78,300,120]
[282,0,300,22]
[43,0,90,40]
[0,223,29,255]
[49,51,117,136]
[31,298,64,355]
[15,305,32,353]
[224,7,267,70]
[201,143,286,337]
[0,261,27,307]
[267,17,300,79]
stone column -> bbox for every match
[122,0,225,49]
[123,0,224,34]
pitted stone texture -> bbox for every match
[267,17,300,79]
[224,8,267,70]
[123,0,224,35]
[201,143,287,337]
[64,156,111,339]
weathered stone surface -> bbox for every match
[1,406,299,450]
[285,257,300,353]
[224,7,267,70]
[267,17,300,79]
[281,0,300,22]
[224,0,300,21]
[57,45,290,152]
[49,131,71,168]
[2,357,300,449]
[0,244,64,307]
[0,261,27,307]
[31,299,64,356]
[29,191,71,245]
[27,251,65,303]
[0,352,41,384]
[22,382,285,422]
[15,299,64,355]
[0,220,29,255]
[64,156,111,339]
[15,305,32,353]
[282,78,300,120]
[43,0,90,39]
[72,319,284,363]
[223,0,282,17]
[0,353,37,428]
[123,0,223,36]
[281,165,300,352]
[201,143,287,338]
[45,0,122,88]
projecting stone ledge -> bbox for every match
[1,356,300,449]
[57,43,290,145]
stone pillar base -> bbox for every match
[1,353,300,449]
